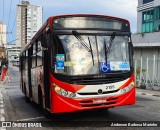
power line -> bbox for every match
[0,0,4,46]
[7,0,13,32]
[9,0,21,45]
[0,32,12,34]
[7,39,19,44]
[2,0,4,23]
[11,0,21,33]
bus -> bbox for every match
[19,14,135,116]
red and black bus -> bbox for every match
[19,14,135,116]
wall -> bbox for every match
[154,0,160,6]
[137,12,142,33]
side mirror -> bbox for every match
[129,42,134,55]
[41,33,49,48]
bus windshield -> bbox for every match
[53,34,130,76]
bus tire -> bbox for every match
[38,87,51,118]
[99,108,109,112]
[38,87,43,108]
[43,109,51,118]
[24,84,31,103]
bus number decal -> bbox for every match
[106,85,115,90]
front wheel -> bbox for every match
[25,96,31,103]
[43,109,51,118]
[99,108,109,112]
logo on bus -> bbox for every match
[97,89,103,94]
[106,85,115,90]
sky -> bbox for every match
[0,0,138,43]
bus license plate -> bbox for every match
[93,99,107,104]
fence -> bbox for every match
[134,55,160,90]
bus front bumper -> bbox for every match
[51,88,136,113]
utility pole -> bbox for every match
[0,32,12,34]
[0,22,7,58]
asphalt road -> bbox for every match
[1,66,160,130]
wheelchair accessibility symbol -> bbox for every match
[100,62,110,73]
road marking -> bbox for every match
[136,92,159,97]
[0,128,6,130]
[0,117,5,121]
[17,116,45,121]
[0,90,6,128]
[0,104,4,108]
[1,109,5,114]
[0,93,2,98]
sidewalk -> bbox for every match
[136,88,160,97]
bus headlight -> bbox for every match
[54,84,76,98]
[120,81,135,94]
[55,86,61,93]
[69,93,76,98]
[61,89,68,97]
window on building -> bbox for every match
[154,6,160,31]
[143,0,154,4]
[142,9,154,32]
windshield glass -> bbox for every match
[53,34,130,76]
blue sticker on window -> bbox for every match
[119,62,130,70]
[110,62,130,71]
[56,54,64,70]
[100,62,110,73]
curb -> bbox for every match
[136,91,160,97]
[0,89,6,130]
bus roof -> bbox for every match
[49,14,130,24]
[20,14,130,54]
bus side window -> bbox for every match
[32,54,36,68]
[25,50,28,70]
[23,52,26,70]
[32,42,37,68]
[20,55,23,71]
[37,51,42,66]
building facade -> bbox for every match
[0,21,6,57]
[16,1,42,49]
[133,0,160,58]
[137,0,160,33]
[6,44,21,62]
[133,0,160,88]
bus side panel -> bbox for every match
[34,66,44,104]
[31,67,37,103]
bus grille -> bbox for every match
[77,90,119,95]
[53,72,132,85]
[80,97,118,108]
[70,77,127,85]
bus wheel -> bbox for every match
[38,87,43,108]
[43,109,51,118]
[24,85,30,103]
[25,96,30,103]
[38,87,51,118]
[99,108,109,112]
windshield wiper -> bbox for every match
[88,37,94,65]
[106,32,116,52]
[104,38,107,63]
[72,30,95,65]
[72,30,91,52]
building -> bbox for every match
[0,21,6,57]
[6,44,21,62]
[132,0,160,88]
[16,0,43,49]
[133,0,160,58]
[137,0,160,33]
